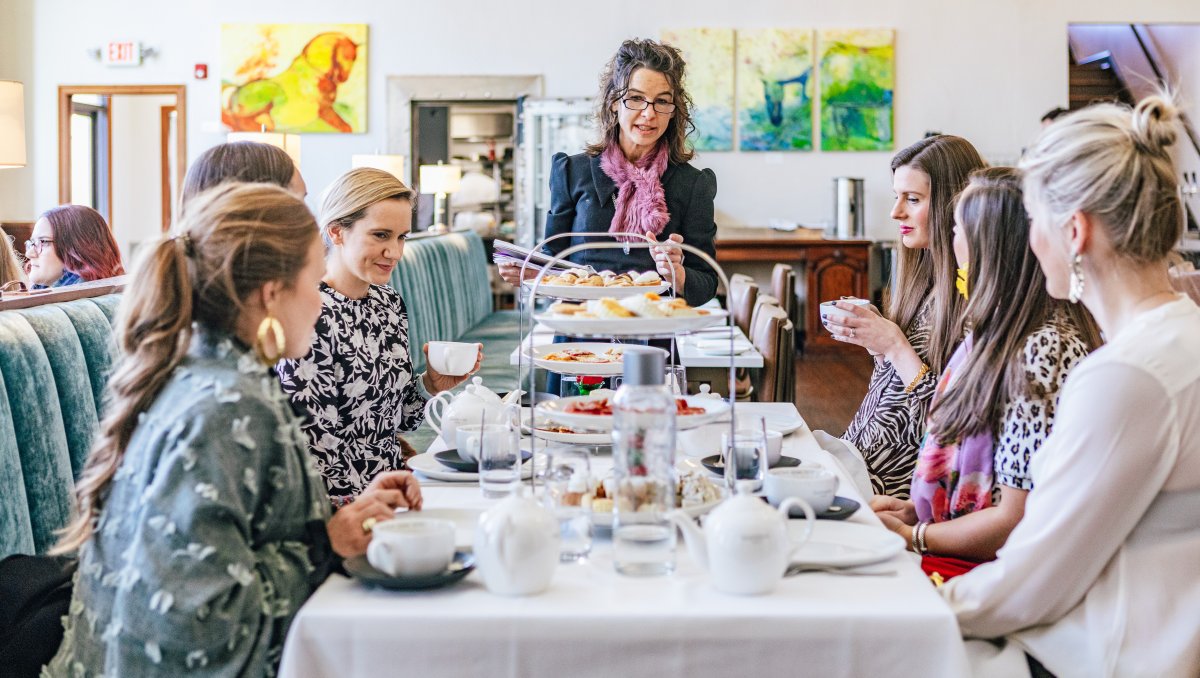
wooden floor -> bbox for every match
[792,346,875,437]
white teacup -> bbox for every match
[719,429,784,466]
[366,518,456,577]
[455,424,489,464]
[764,467,840,513]
[819,297,871,324]
[427,341,479,376]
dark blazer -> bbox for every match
[541,151,719,307]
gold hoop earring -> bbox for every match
[255,316,286,365]
[1068,253,1085,304]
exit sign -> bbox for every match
[103,41,142,67]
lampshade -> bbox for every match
[352,154,406,182]
[419,163,462,194]
[0,81,26,168]
[227,131,302,167]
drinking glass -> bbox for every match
[477,416,522,498]
[541,446,593,562]
[721,415,769,492]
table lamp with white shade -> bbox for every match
[227,131,302,167]
[352,154,407,182]
[419,162,461,233]
[0,80,27,169]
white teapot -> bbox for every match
[424,377,517,448]
[668,481,815,595]
[473,488,560,596]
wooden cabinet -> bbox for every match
[805,245,870,347]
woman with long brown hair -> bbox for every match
[824,135,987,497]
[869,167,1098,579]
[24,205,124,288]
[45,183,421,676]
[498,38,718,306]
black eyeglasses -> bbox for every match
[621,96,677,115]
[24,237,53,253]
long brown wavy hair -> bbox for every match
[52,183,319,554]
[928,168,1100,444]
[584,38,695,164]
[887,135,986,373]
[40,205,125,281]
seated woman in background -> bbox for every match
[278,168,480,505]
[823,135,986,497]
[870,167,1099,580]
[24,205,123,289]
[46,183,422,676]
[0,233,24,289]
[180,140,307,204]
[941,97,1200,676]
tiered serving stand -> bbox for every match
[514,234,741,490]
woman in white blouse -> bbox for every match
[941,95,1200,677]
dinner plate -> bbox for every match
[408,451,537,482]
[528,342,667,377]
[771,495,861,521]
[344,551,475,591]
[786,521,906,568]
[535,394,730,432]
[523,280,670,300]
[534,309,729,338]
[531,428,612,445]
[699,454,800,476]
[695,339,755,356]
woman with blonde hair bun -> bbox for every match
[278,167,481,505]
[46,182,422,676]
[941,96,1200,676]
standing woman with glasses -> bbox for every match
[498,38,718,307]
[24,205,124,289]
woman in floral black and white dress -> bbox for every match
[278,168,481,504]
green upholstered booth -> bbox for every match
[0,294,120,559]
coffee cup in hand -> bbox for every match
[819,297,871,326]
[427,341,478,376]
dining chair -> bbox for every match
[771,263,796,322]
[750,303,795,402]
[727,274,758,336]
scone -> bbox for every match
[586,298,636,318]
[634,271,663,286]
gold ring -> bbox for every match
[849,328,856,338]
[361,517,378,534]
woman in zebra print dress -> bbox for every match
[824,136,987,498]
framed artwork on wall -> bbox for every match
[660,28,735,152]
[221,23,368,134]
[736,28,815,151]
[817,28,894,151]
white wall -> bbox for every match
[110,93,174,262]
[0,0,34,221]
[5,0,1200,239]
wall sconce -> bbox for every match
[227,131,302,167]
[352,154,407,182]
[419,162,462,233]
[0,81,27,169]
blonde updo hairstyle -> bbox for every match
[1019,95,1184,263]
[319,167,415,241]
[53,183,319,553]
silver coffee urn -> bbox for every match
[831,177,865,239]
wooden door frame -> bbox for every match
[58,85,187,231]
[160,105,176,231]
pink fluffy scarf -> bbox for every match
[600,141,670,240]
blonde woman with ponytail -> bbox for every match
[278,168,481,505]
[46,183,422,677]
[941,97,1200,676]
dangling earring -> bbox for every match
[955,264,969,300]
[1068,252,1085,304]
[255,316,286,365]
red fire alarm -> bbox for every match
[194,64,208,80]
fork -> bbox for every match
[785,564,897,577]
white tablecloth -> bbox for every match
[279,405,968,678]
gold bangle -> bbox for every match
[904,363,930,394]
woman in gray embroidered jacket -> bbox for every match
[45,183,422,677]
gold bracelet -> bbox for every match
[904,363,930,394]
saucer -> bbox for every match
[700,454,800,476]
[778,495,861,520]
[434,448,532,473]
[345,550,475,590]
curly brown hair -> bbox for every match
[584,38,695,164]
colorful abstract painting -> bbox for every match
[660,28,734,151]
[736,29,815,151]
[818,29,894,151]
[221,23,367,134]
